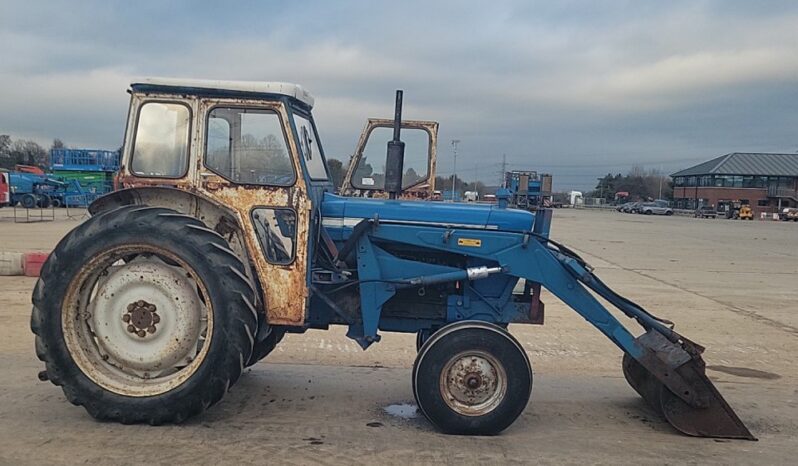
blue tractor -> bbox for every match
[33,79,753,439]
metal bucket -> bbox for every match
[622,349,756,440]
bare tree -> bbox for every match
[10,139,47,167]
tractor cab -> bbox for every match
[113,78,331,325]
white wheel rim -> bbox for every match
[439,350,507,416]
[62,245,213,397]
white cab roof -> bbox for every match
[131,78,315,108]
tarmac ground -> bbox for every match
[1,207,796,464]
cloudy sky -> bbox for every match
[2,0,797,190]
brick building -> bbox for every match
[672,152,798,217]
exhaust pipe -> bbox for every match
[384,90,405,200]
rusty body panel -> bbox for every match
[340,118,438,199]
[116,92,311,326]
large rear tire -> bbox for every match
[246,312,284,366]
[31,206,257,424]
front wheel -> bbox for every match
[31,206,257,424]
[21,193,37,209]
[412,321,532,435]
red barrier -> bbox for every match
[22,252,49,277]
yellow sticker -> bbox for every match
[457,238,482,247]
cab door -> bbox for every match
[195,98,312,326]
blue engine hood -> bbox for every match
[321,193,535,236]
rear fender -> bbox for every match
[90,187,261,306]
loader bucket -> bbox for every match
[622,353,756,440]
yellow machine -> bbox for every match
[738,205,753,220]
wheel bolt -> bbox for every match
[122,314,131,323]
[127,303,135,311]
[137,330,146,338]
[152,314,160,324]
[147,326,156,334]
[127,324,136,333]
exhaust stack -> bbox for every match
[384,90,405,200]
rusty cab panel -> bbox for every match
[340,118,438,199]
[118,85,321,326]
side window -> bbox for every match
[252,207,296,264]
[293,114,328,180]
[205,108,294,185]
[131,102,191,177]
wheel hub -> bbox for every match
[440,351,507,416]
[88,257,205,374]
[123,300,160,338]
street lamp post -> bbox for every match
[451,139,460,201]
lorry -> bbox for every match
[32,78,754,439]
[0,172,9,207]
[503,170,552,210]
[569,190,583,207]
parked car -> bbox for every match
[622,201,643,213]
[695,206,717,218]
[782,207,798,222]
[617,202,633,212]
[640,201,673,216]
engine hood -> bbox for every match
[321,193,535,238]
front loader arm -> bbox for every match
[364,222,755,440]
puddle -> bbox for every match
[383,403,418,419]
[706,365,781,380]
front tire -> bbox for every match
[31,206,257,424]
[412,321,532,435]
[21,193,37,209]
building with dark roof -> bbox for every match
[671,152,798,216]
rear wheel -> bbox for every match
[21,193,37,209]
[246,311,284,366]
[37,194,51,208]
[412,321,532,435]
[31,206,257,424]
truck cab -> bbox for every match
[0,172,9,207]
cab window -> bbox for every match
[293,113,328,180]
[130,102,191,178]
[205,107,295,185]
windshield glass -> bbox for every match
[292,112,328,180]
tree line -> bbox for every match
[588,167,673,202]
[0,135,64,170]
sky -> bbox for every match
[1,0,797,190]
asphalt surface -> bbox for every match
[1,207,796,464]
